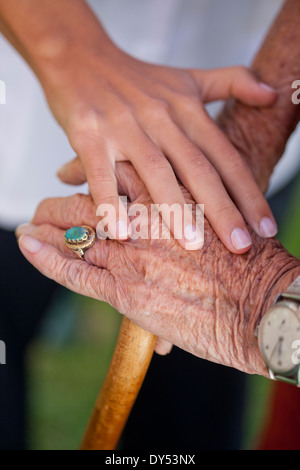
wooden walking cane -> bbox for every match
[80,316,157,450]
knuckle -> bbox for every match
[108,104,135,127]
[33,197,59,224]
[33,197,50,219]
[148,98,170,118]
[97,194,119,206]
[69,108,103,148]
[188,153,215,176]
[89,165,113,184]
[214,203,237,219]
[70,108,102,131]
[64,193,91,224]
[234,65,251,78]
[223,150,249,173]
[180,94,202,112]
[48,253,69,282]
[63,259,83,287]
[143,153,169,172]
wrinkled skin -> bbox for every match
[17,162,300,377]
[0,0,277,252]
[16,0,300,378]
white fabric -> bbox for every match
[0,0,298,229]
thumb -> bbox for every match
[191,66,277,105]
[18,233,114,302]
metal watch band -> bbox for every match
[273,374,299,387]
[278,275,300,302]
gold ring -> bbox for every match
[64,225,96,259]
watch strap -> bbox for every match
[278,275,300,302]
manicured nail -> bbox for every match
[19,234,43,253]
[231,228,252,251]
[15,223,35,237]
[116,219,131,240]
[259,217,278,238]
[183,224,203,250]
[259,82,276,93]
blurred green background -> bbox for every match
[26,173,300,450]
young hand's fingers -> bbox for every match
[71,133,131,240]
[155,121,252,253]
[16,223,112,269]
[82,148,131,240]
[181,113,277,239]
[57,156,148,202]
[17,234,115,303]
[122,128,203,250]
[191,66,277,105]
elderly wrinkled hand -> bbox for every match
[16,162,300,376]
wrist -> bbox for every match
[0,0,120,89]
[32,24,119,87]
[217,0,300,193]
[242,240,300,376]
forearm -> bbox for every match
[0,0,116,81]
[218,0,300,192]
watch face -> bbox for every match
[258,303,300,374]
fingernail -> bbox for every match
[231,228,252,251]
[116,219,131,240]
[15,223,35,237]
[259,82,276,93]
[19,234,43,253]
[183,224,203,249]
[259,217,277,238]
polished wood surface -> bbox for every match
[80,317,156,450]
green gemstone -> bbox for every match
[65,226,87,242]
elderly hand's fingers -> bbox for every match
[192,66,277,104]
[115,162,148,201]
[57,156,86,185]
[16,222,113,269]
[29,192,135,247]
[154,338,173,355]
[83,155,130,240]
[31,194,97,229]
[69,133,131,240]
[58,158,148,202]
[18,233,115,303]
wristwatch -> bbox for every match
[257,276,300,386]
